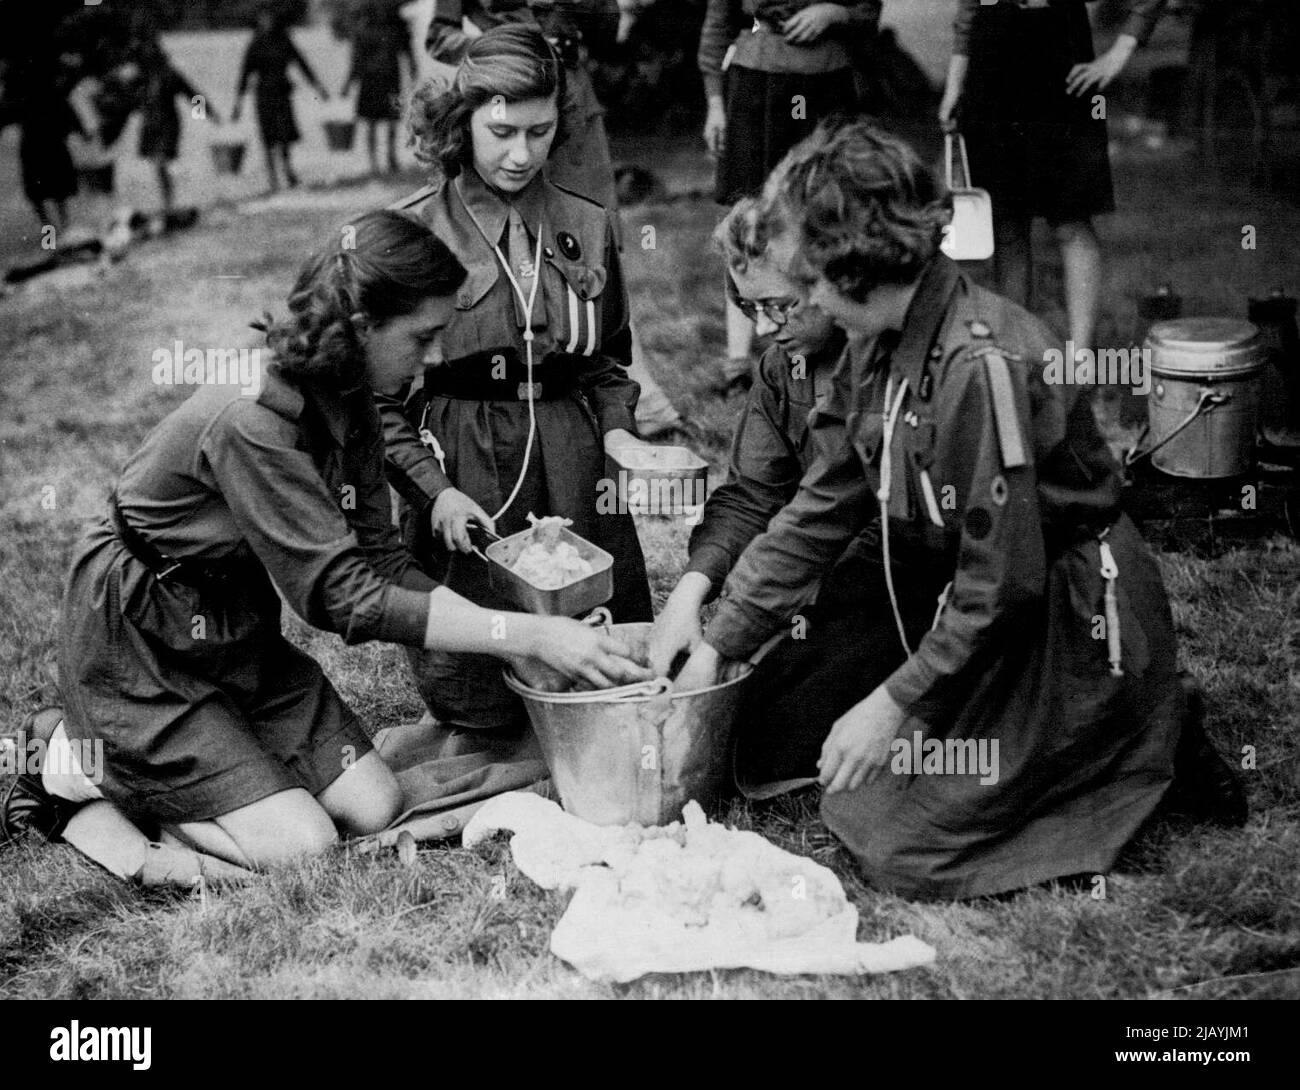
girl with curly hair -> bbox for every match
[382,23,655,744]
[675,119,1240,899]
[13,211,649,866]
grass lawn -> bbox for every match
[2,136,1299,999]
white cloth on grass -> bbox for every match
[463,791,937,983]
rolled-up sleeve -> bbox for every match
[703,383,872,660]
[1119,0,1168,46]
[201,401,430,647]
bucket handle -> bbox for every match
[1124,388,1230,468]
[578,607,671,699]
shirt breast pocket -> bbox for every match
[544,254,608,357]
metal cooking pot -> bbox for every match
[1145,318,1265,479]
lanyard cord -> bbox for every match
[452,179,545,524]
[877,374,912,657]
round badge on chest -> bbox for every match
[556,231,581,261]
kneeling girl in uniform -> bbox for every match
[676,119,1238,899]
[383,24,654,737]
[19,211,648,868]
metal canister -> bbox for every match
[1146,318,1265,479]
[1247,289,1300,448]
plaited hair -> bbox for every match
[253,210,467,386]
[406,23,567,180]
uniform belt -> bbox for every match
[422,364,577,402]
[109,497,256,590]
[983,0,1055,10]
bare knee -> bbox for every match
[214,790,339,869]
[317,751,403,836]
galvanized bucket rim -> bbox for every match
[502,662,753,704]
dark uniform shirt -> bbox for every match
[698,0,882,99]
[686,340,881,596]
[703,255,1123,723]
[380,167,638,511]
[952,0,1167,55]
[114,363,433,647]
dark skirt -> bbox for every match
[356,75,401,121]
[58,522,370,826]
[138,106,181,161]
[402,389,652,732]
[715,64,860,206]
[20,126,77,205]
[736,514,1185,901]
[256,88,300,146]
[961,3,1115,220]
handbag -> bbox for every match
[940,131,995,262]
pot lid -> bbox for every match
[1146,318,1263,377]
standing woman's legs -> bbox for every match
[153,155,174,215]
[1052,217,1102,351]
[263,139,281,191]
[365,119,378,173]
[993,213,1034,309]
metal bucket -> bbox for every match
[503,621,752,826]
[1146,318,1265,479]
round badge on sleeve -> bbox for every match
[557,231,581,261]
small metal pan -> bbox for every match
[469,521,614,617]
[605,444,708,515]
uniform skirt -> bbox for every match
[138,105,181,162]
[356,72,402,122]
[58,521,370,826]
[961,3,1115,220]
[715,64,860,206]
[738,514,1184,900]
[256,87,300,146]
[401,389,652,732]
[20,126,77,205]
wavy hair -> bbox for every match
[753,118,952,302]
[254,210,467,387]
[406,23,567,180]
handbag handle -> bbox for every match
[945,131,973,190]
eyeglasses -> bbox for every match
[729,293,802,326]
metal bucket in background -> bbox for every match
[503,621,752,826]
[1145,318,1265,479]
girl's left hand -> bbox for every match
[783,3,846,46]
[603,428,649,458]
[1065,36,1137,97]
[818,684,907,794]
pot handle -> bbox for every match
[1123,388,1230,468]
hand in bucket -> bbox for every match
[672,641,722,693]
[513,617,652,692]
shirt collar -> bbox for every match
[891,254,962,391]
[455,166,549,246]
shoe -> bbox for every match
[1,708,78,846]
[1162,676,1248,827]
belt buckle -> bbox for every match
[517,382,542,400]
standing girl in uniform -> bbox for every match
[232,4,330,192]
[938,0,1168,353]
[340,0,415,176]
[5,211,648,866]
[132,28,220,218]
[385,24,654,740]
[699,0,879,387]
